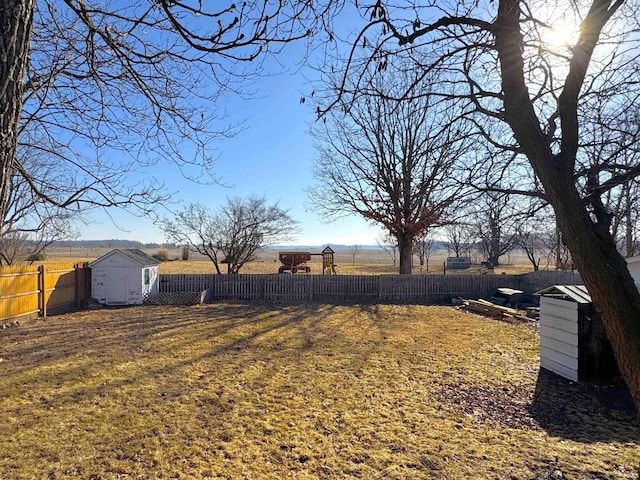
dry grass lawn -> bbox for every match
[0,304,637,479]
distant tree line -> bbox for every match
[52,240,164,249]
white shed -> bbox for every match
[536,285,619,384]
[626,256,640,292]
[89,249,160,305]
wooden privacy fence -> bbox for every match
[516,270,582,294]
[0,263,91,323]
[160,273,502,303]
[159,271,582,304]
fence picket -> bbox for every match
[1,267,583,320]
[157,271,580,304]
[0,263,91,322]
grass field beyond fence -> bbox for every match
[0,304,637,479]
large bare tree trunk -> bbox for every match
[398,233,413,274]
[496,0,640,409]
[0,0,32,229]
[547,170,640,406]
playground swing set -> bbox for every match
[277,246,336,275]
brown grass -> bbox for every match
[0,304,637,479]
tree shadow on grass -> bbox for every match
[528,368,639,443]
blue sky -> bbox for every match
[79,50,385,246]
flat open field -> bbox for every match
[44,246,539,275]
[0,304,637,479]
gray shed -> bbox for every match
[89,249,161,305]
[536,285,619,384]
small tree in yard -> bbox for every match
[162,197,298,274]
[544,226,575,272]
[471,193,519,267]
[413,233,435,272]
[349,244,360,265]
[376,233,398,267]
[514,211,558,272]
[444,224,473,259]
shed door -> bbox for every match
[108,269,128,304]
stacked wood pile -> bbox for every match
[462,298,536,323]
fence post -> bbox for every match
[38,264,47,318]
[74,263,81,307]
[84,262,91,300]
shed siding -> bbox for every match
[541,336,578,358]
[108,268,130,304]
[539,297,578,333]
[627,257,640,292]
[91,267,108,304]
[89,249,160,306]
[93,254,139,269]
[540,346,578,379]
[539,296,579,381]
[123,266,141,304]
[540,355,578,382]
[141,267,159,296]
[540,325,577,347]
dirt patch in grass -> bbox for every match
[0,304,637,479]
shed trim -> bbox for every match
[89,248,161,268]
[535,285,591,304]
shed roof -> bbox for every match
[535,285,591,304]
[89,248,161,268]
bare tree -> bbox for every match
[541,226,575,272]
[0,233,29,266]
[470,193,520,267]
[376,233,397,267]
[0,1,339,237]
[610,179,640,258]
[515,229,542,272]
[514,210,559,272]
[316,0,640,408]
[413,233,435,272]
[0,152,78,266]
[4,0,640,408]
[349,244,360,265]
[444,224,473,259]
[161,197,298,274]
[309,69,469,273]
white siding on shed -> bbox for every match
[539,295,579,382]
[540,354,578,382]
[141,267,159,296]
[108,267,130,304]
[92,268,108,304]
[626,256,640,293]
[89,249,160,305]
